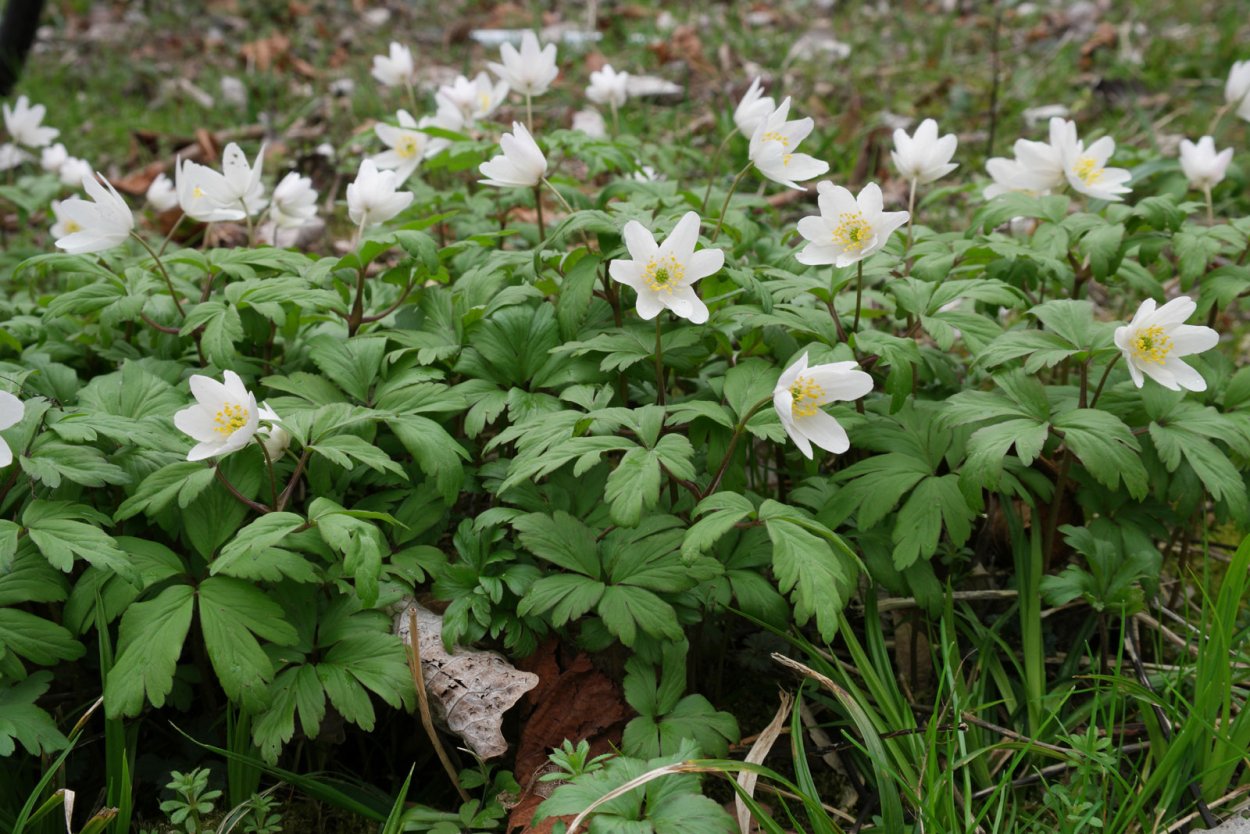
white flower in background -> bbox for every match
[609,211,723,324]
[372,42,416,88]
[488,30,558,97]
[586,64,629,108]
[891,118,958,185]
[3,95,58,148]
[40,143,67,173]
[1178,136,1232,191]
[748,97,830,190]
[346,159,414,228]
[633,165,662,182]
[176,158,242,222]
[49,199,72,237]
[795,182,910,267]
[0,391,23,468]
[478,121,547,188]
[733,77,775,137]
[219,142,267,215]
[146,173,179,212]
[983,117,1073,199]
[53,173,135,254]
[175,143,266,221]
[270,172,318,229]
[1225,60,1250,107]
[372,109,429,183]
[0,143,30,171]
[1114,296,1218,392]
[57,157,93,188]
[1052,124,1131,201]
[773,352,873,459]
[437,72,509,123]
[1022,104,1069,127]
[572,107,606,139]
[220,76,248,109]
[257,403,291,459]
[174,370,261,461]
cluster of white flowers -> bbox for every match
[985,117,1131,202]
[1,41,1233,471]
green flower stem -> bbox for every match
[654,316,665,406]
[710,164,752,243]
[214,466,270,514]
[702,394,772,499]
[905,177,918,253]
[534,184,546,241]
[827,266,848,344]
[158,212,186,256]
[525,92,533,131]
[132,232,185,316]
[700,127,739,213]
[1087,353,1121,409]
[852,260,865,333]
[1208,101,1231,137]
[275,447,312,513]
[1204,183,1214,226]
[256,436,278,508]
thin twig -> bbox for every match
[404,609,471,804]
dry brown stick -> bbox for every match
[874,589,1018,613]
[405,609,471,804]
[1164,785,1250,833]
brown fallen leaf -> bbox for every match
[393,600,538,760]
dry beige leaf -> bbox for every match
[394,600,539,759]
[736,691,793,834]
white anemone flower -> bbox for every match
[173,370,261,461]
[57,157,93,188]
[1225,60,1250,107]
[1053,126,1131,202]
[795,182,910,268]
[1178,136,1233,191]
[773,353,873,459]
[586,64,629,108]
[53,173,135,254]
[146,172,179,212]
[572,108,606,139]
[371,42,416,88]
[733,77,775,137]
[176,143,266,221]
[478,122,547,188]
[488,30,558,97]
[0,143,31,171]
[0,391,24,468]
[891,118,958,185]
[609,211,723,324]
[346,159,413,228]
[372,110,429,183]
[437,72,509,123]
[748,97,829,190]
[40,143,67,173]
[1113,296,1218,392]
[270,172,318,229]
[257,403,291,460]
[983,118,1070,199]
[3,95,58,148]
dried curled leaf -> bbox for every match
[394,600,538,759]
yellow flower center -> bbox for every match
[192,186,205,199]
[1131,325,1172,365]
[789,376,825,418]
[396,135,419,159]
[643,254,685,294]
[478,91,492,112]
[832,211,872,252]
[213,402,250,437]
[62,219,81,233]
[761,131,790,147]
[1074,155,1103,185]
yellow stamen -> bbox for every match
[1073,155,1103,185]
[1130,325,1172,365]
[782,153,793,167]
[761,130,790,147]
[831,211,872,252]
[478,92,492,113]
[63,219,82,233]
[643,254,685,294]
[212,402,250,437]
[396,135,419,159]
[192,186,205,199]
[789,376,825,418]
